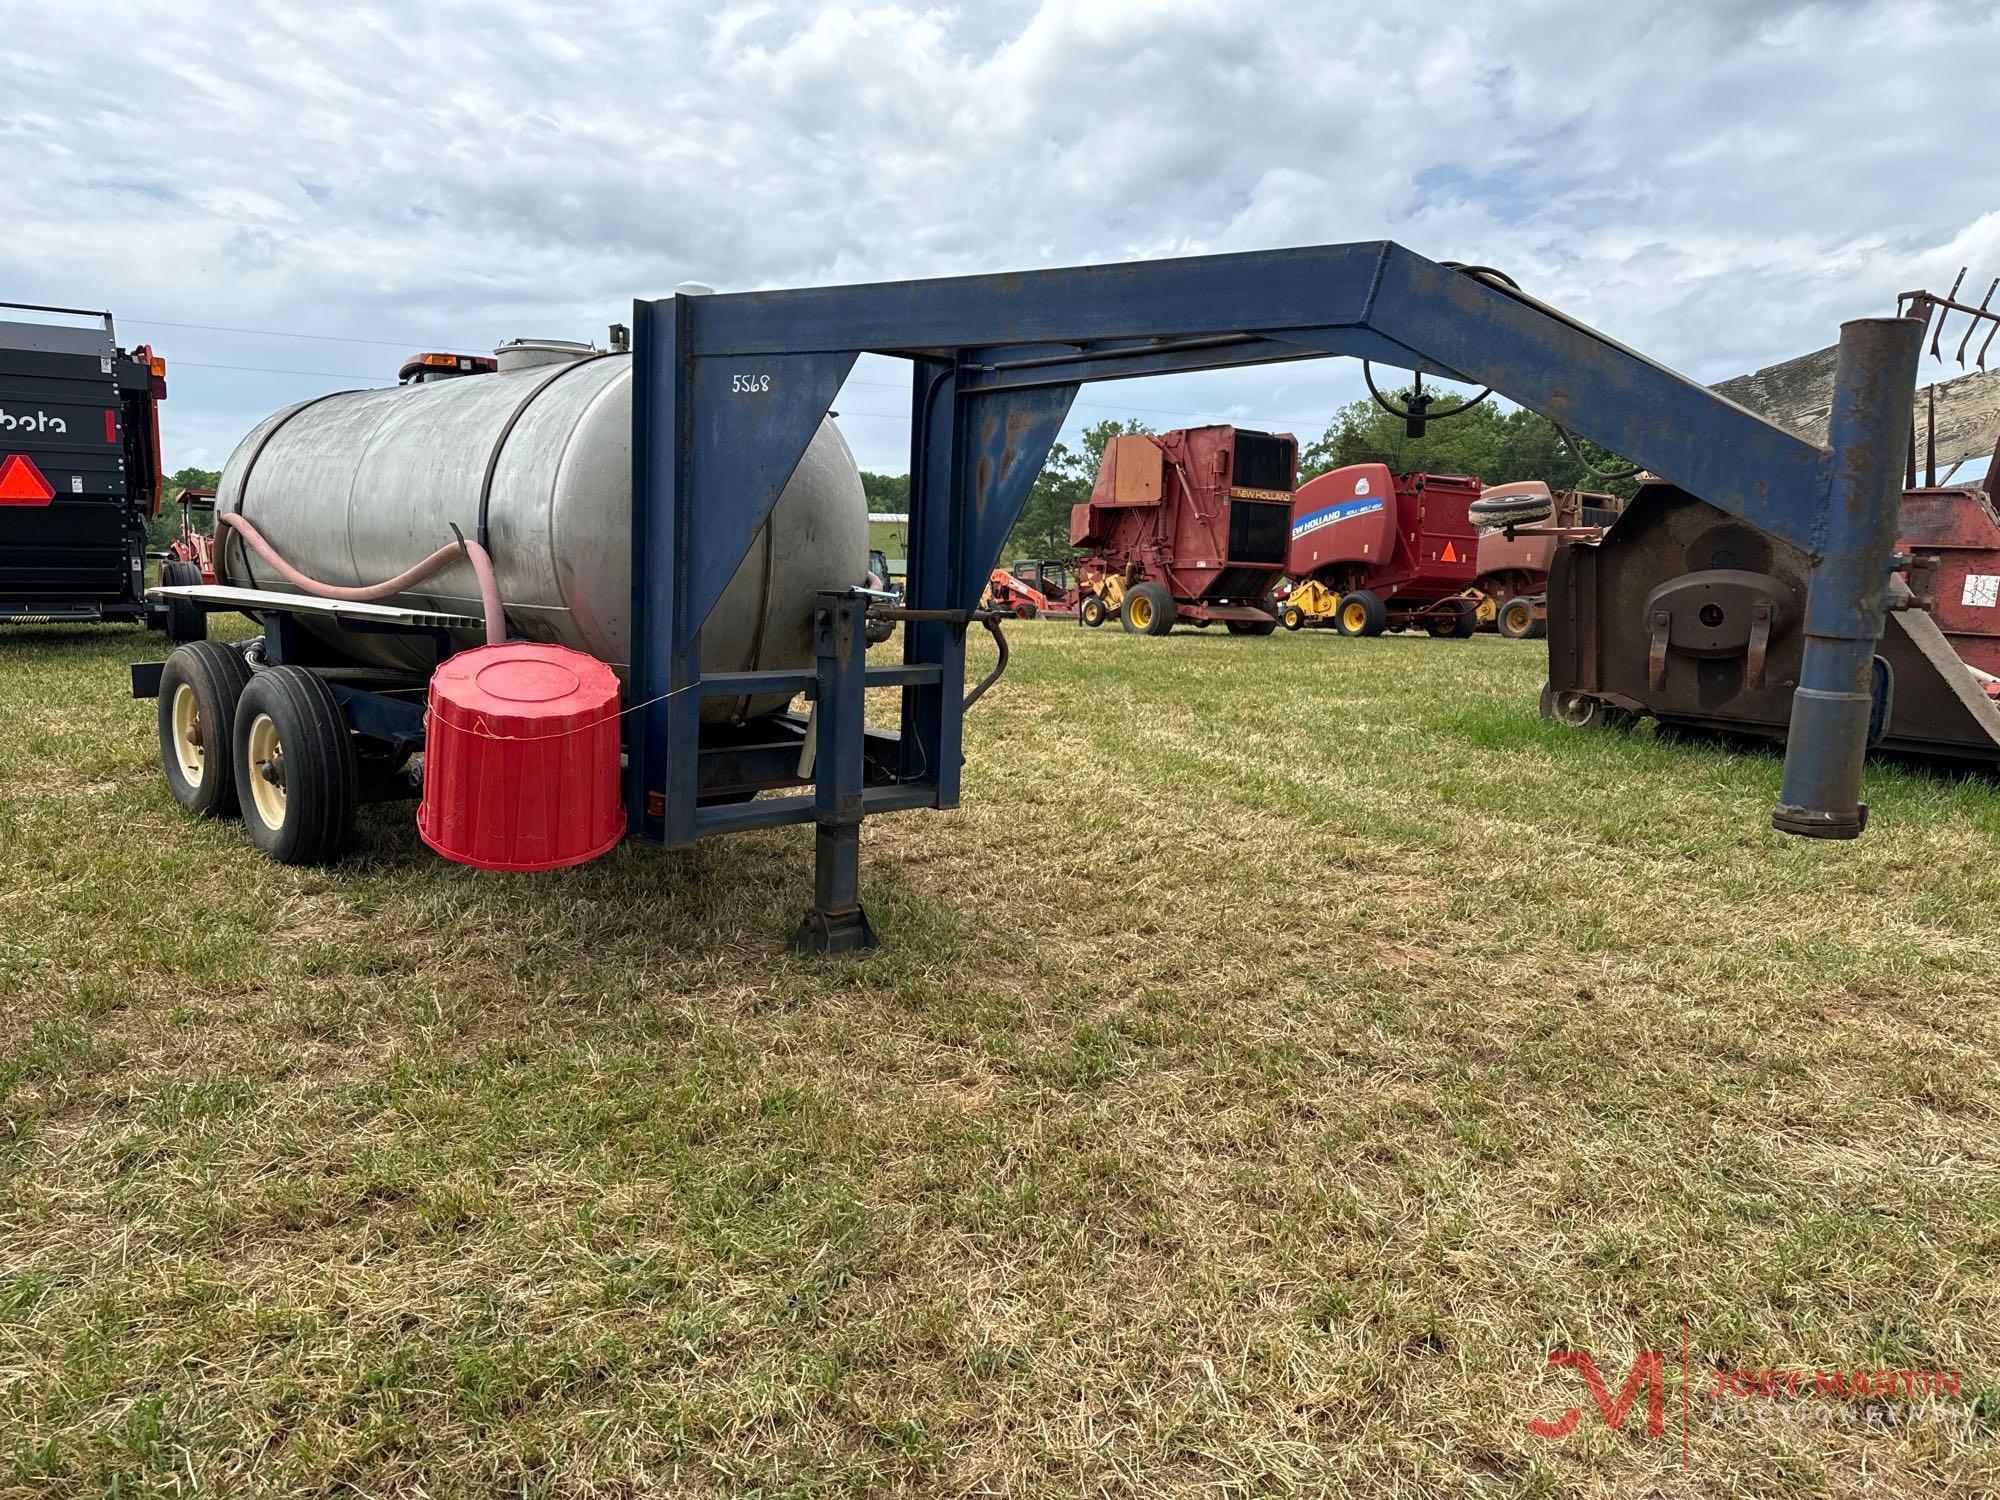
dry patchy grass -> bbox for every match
[2,618,1998,1497]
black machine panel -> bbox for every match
[1230,430,1296,494]
[0,309,158,619]
[0,503,133,600]
[1225,497,1291,564]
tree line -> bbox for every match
[146,466,222,548]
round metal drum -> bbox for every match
[215,355,867,720]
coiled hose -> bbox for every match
[218,512,505,646]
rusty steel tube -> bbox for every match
[1772,314,1925,838]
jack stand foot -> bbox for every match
[794,812,876,956]
[790,903,879,956]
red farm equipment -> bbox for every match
[153,485,221,643]
[986,559,1084,621]
[1069,425,1295,636]
[1279,464,1484,637]
[164,486,218,581]
[985,566,1055,618]
[1879,480,2000,687]
[1468,481,1626,639]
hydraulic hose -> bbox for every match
[218,512,505,646]
[962,612,1010,711]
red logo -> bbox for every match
[1529,1350,1668,1441]
[0,453,56,506]
[1525,1321,1969,1470]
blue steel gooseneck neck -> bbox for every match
[626,242,1922,951]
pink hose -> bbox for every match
[219,512,505,646]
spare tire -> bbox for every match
[1470,491,1555,529]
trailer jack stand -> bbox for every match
[790,822,878,956]
[790,592,878,957]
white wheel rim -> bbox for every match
[170,683,204,785]
[246,712,287,831]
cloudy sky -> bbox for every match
[5,0,1998,477]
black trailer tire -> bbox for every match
[1335,590,1388,638]
[1470,492,1555,528]
[1498,596,1538,639]
[158,641,254,818]
[1227,617,1278,636]
[1079,594,1107,628]
[1282,605,1305,631]
[159,560,208,643]
[233,666,359,866]
[1123,581,1176,636]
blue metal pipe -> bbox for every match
[1773,315,1924,838]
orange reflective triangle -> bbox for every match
[0,454,56,505]
[1441,541,1458,562]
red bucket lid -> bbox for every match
[429,642,620,737]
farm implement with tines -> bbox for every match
[1544,273,2000,783]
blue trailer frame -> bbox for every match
[628,242,1921,954]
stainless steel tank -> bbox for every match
[214,352,868,720]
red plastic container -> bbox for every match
[418,642,625,872]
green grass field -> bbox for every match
[4,619,1999,1497]
[866,523,909,566]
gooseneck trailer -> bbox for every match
[137,242,1923,951]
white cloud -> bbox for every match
[2,0,1995,471]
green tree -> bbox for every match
[1300,390,1637,498]
[147,465,222,548]
[859,471,908,513]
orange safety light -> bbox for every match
[0,454,57,506]
[150,356,166,377]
